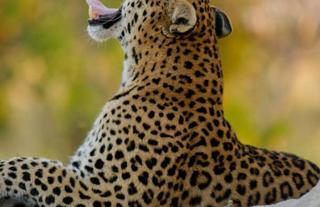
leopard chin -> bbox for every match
[86,0,122,42]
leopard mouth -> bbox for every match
[86,0,122,29]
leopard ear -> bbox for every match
[213,7,232,38]
[167,0,197,35]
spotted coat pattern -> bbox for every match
[1,0,319,207]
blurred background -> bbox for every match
[0,0,319,164]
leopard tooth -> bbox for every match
[89,6,98,20]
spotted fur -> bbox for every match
[1,0,319,207]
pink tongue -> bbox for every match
[86,0,113,15]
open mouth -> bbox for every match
[86,0,122,29]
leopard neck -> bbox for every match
[118,32,243,148]
[123,34,223,107]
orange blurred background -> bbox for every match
[0,0,319,164]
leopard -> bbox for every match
[0,0,319,206]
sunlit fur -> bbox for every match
[0,0,319,207]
